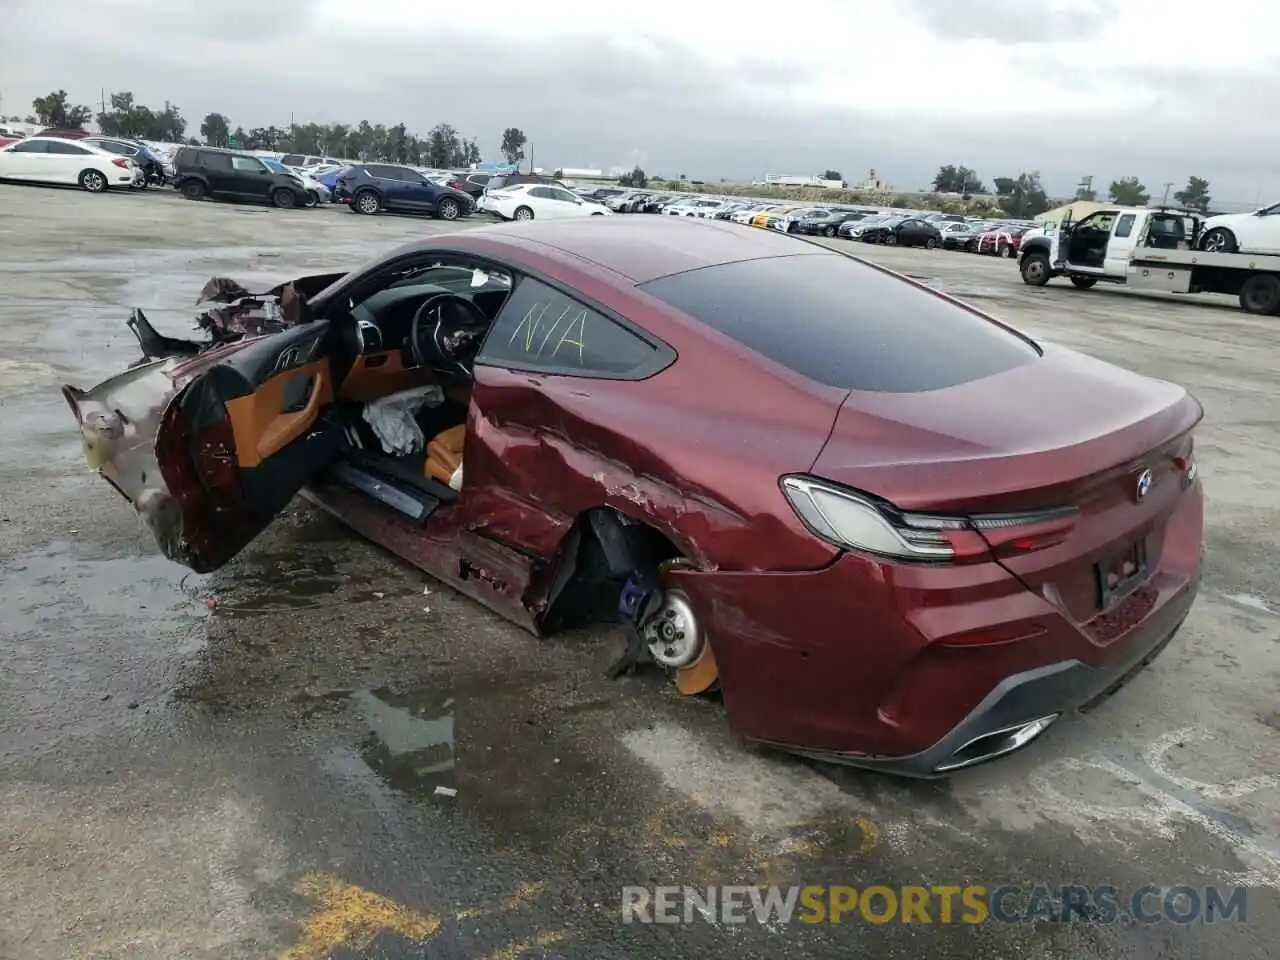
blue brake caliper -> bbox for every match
[608,572,663,678]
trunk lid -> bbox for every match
[809,344,1202,624]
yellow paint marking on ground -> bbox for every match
[852,815,881,854]
[280,872,441,960]
[478,929,569,960]
[456,881,545,919]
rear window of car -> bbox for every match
[639,253,1041,393]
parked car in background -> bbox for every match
[334,163,473,219]
[793,209,869,237]
[482,172,565,199]
[82,136,169,187]
[0,136,139,193]
[639,195,674,213]
[279,154,348,168]
[774,207,832,233]
[975,224,1032,257]
[445,171,493,200]
[606,192,652,212]
[173,147,310,208]
[484,183,613,221]
[855,216,944,248]
[839,214,894,239]
[730,203,769,224]
[938,221,987,251]
[672,197,730,218]
[260,157,330,206]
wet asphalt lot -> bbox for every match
[0,184,1276,960]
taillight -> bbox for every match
[780,475,1078,564]
[112,157,130,169]
[1172,434,1197,487]
[449,180,466,189]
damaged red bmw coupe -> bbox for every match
[65,216,1204,776]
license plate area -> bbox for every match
[1096,539,1148,610]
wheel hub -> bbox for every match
[642,589,702,668]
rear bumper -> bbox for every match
[785,562,1200,777]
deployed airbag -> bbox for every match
[362,386,445,456]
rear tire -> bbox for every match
[883,233,897,245]
[1200,227,1238,254]
[925,237,938,249]
[1238,273,1280,315]
[824,225,836,237]
[272,189,297,209]
[513,206,534,221]
[354,190,380,215]
[1020,253,1051,286]
[304,190,319,208]
[180,179,206,201]
[998,244,1012,258]
[79,169,108,194]
[1069,275,1098,289]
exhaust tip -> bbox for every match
[934,714,1059,774]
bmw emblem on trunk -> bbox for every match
[1135,468,1153,501]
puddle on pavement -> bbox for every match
[210,549,386,617]
[0,541,209,751]
[355,687,458,797]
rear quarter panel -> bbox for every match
[452,237,844,573]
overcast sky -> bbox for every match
[3,0,1278,203]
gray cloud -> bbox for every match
[903,0,1118,44]
[4,0,1280,206]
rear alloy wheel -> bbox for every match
[354,190,380,215]
[1200,228,1238,254]
[1069,275,1098,289]
[513,206,534,221]
[437,197,460,220]
[883,233,897,245]
[925,237,938,250]
[272,188,297,209]
[1238,273,1280,315]
[79,170,108,194]
[824,225,836,237]
[180,179,206,201]
[1021,253,1051,286]
[998,245,1012,258]
[304,190,319,208]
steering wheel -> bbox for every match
[409,293,490,378]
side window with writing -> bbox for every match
[477,277,669,378]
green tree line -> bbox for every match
[10,89,530,170]
[935,164,1214,216]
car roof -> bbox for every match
[455,214,830,284]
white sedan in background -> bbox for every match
[0,136,139,193]
[485,183,614,221]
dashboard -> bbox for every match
[348,272,511,368]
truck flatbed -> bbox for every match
[1127,248,1280,314]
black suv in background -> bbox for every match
[334,164,473,219]
[172,147,311,208]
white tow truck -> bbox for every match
[1018,206,1280,315]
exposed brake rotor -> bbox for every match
[654,559,719,696]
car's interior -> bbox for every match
[317,258,514,522]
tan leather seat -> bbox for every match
[426,424,465,485]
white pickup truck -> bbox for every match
[1018,205,1280,315]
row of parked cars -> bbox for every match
[724,200,1040,256]
[0,128,175,194]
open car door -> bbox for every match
[64,321,341,573]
